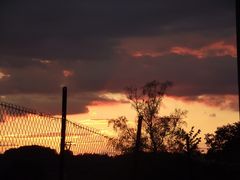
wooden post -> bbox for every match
[60,86,67,180]
[135,115,143,153]
[132,115,143,180]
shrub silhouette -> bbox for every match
[0,145,239,180]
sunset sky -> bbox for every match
[0,0,239,145]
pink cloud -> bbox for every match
[132,51,167,58]
[63,70,74,78]
[171,41,236,59]
[129,41,236,59]
[170,47,204,58]
[0,71,11,79]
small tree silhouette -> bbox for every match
[174,126,201,153]
[108,80,188,153]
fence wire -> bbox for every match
[0,101,117,156]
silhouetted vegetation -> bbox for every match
[0,145,239,180]
[108,80,201,154]
[205,121,240,162]
[0,146,59,180]
[177,126,202,154]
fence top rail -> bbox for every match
[0,101,61,120]
[0,100,112,140]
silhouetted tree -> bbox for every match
[174,126,201,153]
[108,116,148,153]
[205,121,240,161]
[108,80,188,153]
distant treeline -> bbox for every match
[0,145,239,180]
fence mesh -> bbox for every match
[0,101,117,156]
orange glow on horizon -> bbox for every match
[1,93,238,154]
[68,93,239,150]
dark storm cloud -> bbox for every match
[1,53,232,97]
[180,94,239,112]
[0,0,238,114]
[0,65,63,94]
[96,54,238,97]
[1,51,237,113]
[0,92,126,114]
[0,0,235,61]
[1,0,234,37]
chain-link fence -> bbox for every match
[0,101,117,156]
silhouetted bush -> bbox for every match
[0,146,239,180]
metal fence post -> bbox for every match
[60,86,67,180]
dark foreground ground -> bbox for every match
[0,146,239,180]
